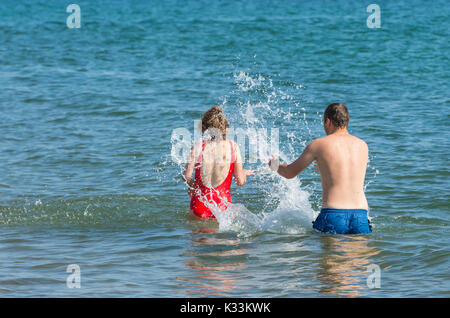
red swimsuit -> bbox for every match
[190,140,235,218]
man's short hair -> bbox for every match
[324,103,350,128]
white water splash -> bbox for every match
[206,71,317,237]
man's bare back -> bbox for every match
[269,130,368,210]
[312,131,368,210]
[268,103,372,234]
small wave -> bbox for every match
[0,195,173,228]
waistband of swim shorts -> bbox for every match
[320,208,368,214]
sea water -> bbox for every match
[0,0,448,297]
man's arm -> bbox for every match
[274,142,316,179]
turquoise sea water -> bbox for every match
[0,0,449,297]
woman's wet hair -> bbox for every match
[201,106,229,140]
[324,103,350,128]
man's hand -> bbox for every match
[268,155,280,172]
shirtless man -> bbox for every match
[268,103,372,234]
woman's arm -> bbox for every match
[182,146,196,196]
[232,142,254,186]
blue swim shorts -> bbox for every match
[312,208,372,234]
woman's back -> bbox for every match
[182,105,253,219]
[200,140,234,188]
[189,140,235,218]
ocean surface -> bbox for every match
[0,0,449,297]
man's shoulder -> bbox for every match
[310,136,330,147]
[311,134,368,149]
[345,135,369,155]
[351,135,369,149]
[306,137,327,155]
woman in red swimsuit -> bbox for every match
[183,106,254,219]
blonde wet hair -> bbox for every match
[201,106,229,140]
